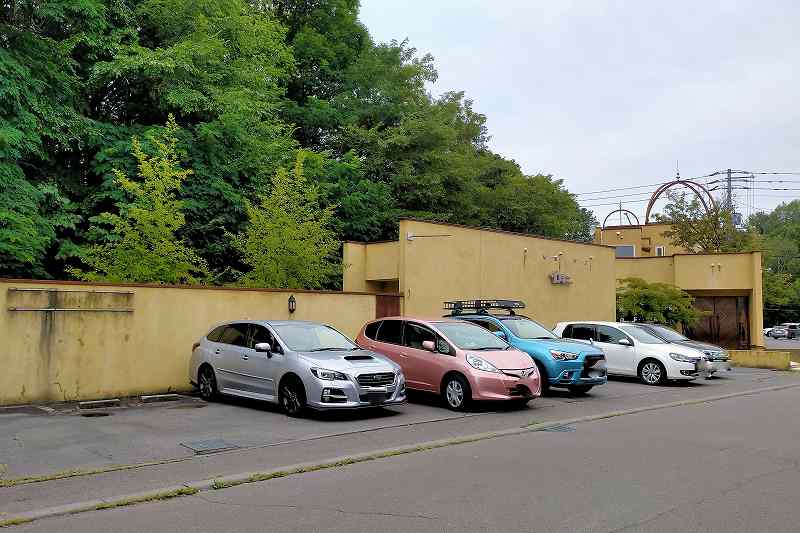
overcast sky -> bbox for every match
[360,1,800,225]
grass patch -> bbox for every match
[93,487,198,511]
[0,517,34,528]
[210,479,227,490]
[0,458,184,488]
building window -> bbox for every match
[655,245,666,257]
[615,245,635,258]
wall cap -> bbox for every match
[0,278,403,298]
[396,218,614,250]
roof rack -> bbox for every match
[444,299,526,316]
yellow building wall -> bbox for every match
[594,223,688,257]
[342,242,368,292]
[365,242,399,281]
[613,252,764,348]
[397,220,617,328]
[0,281,386,406]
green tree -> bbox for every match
[233,153,340,289]
[616,277,703,327]
[72,116,208,283]
[656,192,752,252]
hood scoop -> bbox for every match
[344,355,374,361]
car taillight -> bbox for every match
[192,342,200,352]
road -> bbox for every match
[7,372,800,532]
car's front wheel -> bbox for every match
[638,359,667,386]
[442,374,471,411]
[279,378,307,417]
[198,365,218,401]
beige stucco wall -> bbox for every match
[365,242,399,281]
[0,280,385,406]
[397,220,617,328]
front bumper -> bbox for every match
[306,373,407,410]
[471,368,541,401]
[668,360,700,380]
[549,357,607,387]
[703,359,731,375]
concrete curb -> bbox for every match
[2,381,798,528]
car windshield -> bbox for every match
[621,325,668,344]
[647,325,689,342]
[501,317,557,339]
[272,323,357,352]
[436,322,509,350]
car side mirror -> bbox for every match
[618,338,632,346]
[254,342,272,357]
[494,331,507,340]
[421,340,436,352]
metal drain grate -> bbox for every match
[535,424,576,433]
[181,438,238,455]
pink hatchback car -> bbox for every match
[356,317,540,410]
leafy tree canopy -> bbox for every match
[3,0,596,286]
[616,277,704,327]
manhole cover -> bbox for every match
[181,438,238,454]
[81,412,111,418]
[536,424,576,433]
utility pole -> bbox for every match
[726,168,733,210]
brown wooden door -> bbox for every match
[375,295,401,318]
[687,296,749,349]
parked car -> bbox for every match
[356,317,541,411]
[634,323,731,379]
[763,327,773,338]
[190,320,406,416]
[444,299,606,395]
[769,326,789,339]
[785,323,800,339]
[553,321,704,385]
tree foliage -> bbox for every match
[71,116,208,283]
[655,192,753,253]
[3,0,596,287]
[616,277,703,327]
[233,153,339,289]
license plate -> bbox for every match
[367,392,386,404]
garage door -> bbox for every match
[687,296,750,349]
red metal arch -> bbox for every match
[602,209,641,228]
[644,180,716,224]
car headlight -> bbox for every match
[310,368,348,380]
[466,354,501,373]
[669,353,698,363]
[550,350,579,361]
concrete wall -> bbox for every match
[396,220,617,327]
[728,350,791,370]
[0,280,394,406]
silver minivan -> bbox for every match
[190,320,406,416]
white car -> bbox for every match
[553,321,704,385]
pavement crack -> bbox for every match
[194,493,443,522]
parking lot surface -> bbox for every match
[1,368,799,523]
[10,372,800,532]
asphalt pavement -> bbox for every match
[10,375,800,532]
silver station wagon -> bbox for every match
[190,320,406,416]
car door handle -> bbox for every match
[214,349,222,355]
[241,354,249,360]
[399,352,408,358]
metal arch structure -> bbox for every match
[601,209,641,228]
[644,179,716,224]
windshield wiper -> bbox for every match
[471,346,503,351]
[307,347,348,352]
[530,336,555,339]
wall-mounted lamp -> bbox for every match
[288,295,297,314]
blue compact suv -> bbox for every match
[446,300,607,395]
